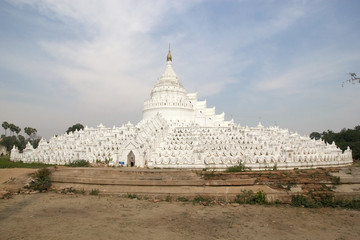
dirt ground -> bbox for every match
[1,168,360,240]
[0,168,37,194]
[0,193,359,240]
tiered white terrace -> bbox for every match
[11,50,353,169]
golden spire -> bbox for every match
[167,43,172,62]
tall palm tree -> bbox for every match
[2,121,9,136]
[15,126,21,136]
[9,124,16,136]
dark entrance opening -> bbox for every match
[127,151,135,167]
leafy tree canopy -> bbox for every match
[2,121,9,136]
[66,123,84,134]
[0,122,41,153]
[24,127,37,137]
[310,125,360,160]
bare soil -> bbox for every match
[0,168,37,193]
[0,192,358,240]
[1,168,360,240]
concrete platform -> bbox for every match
[50,166,360,202]
[51,167,279,200]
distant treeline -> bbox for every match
[310,125,360,160]
[0,122,84,154]
[1,121,40,153]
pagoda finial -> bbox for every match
[167,43,172,62]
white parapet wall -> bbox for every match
[10,115,353,170]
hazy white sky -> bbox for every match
[1,0,359,139]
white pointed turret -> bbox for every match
[150,48,185,98]
[143,49,192,122]
[142,48,228,126]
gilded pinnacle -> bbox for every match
[167,49,172,62]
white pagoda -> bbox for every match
[11,50,353,170]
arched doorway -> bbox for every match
[127,151,135,167]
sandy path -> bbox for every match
[0,193,359,240]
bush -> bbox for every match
[90,189,99,195]
[165,195,172,202]
[127,193,140,199]
[336,199,360,209]
[234,190,267,204]
[331,176,341,185]
[202,170,216,179]
[251,190,267,204]
[225,163,246,172]
[290,195,319,208]
[66,160,90,167]
[291,194,360,209]
[235,190,255,204]
[177,197,189,202]
[193,196,212,205]
[61,187,85,194]
[319,194,336,208]
[28,168,52,191]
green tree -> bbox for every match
[8,124,16,136]
[319,125,360,160]
[309,132,321,140]
[15,126,21,136]
[0,135,26,152]
[30,137,41,149]
[24,127,40,149]
[2,121,9,136]
[66,123,84,134]
[24,127,37,137]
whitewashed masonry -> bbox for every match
[11,50,353,169]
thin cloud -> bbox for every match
[254,50,360,93]
[1,0,360,139]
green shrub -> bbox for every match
[336,199,360,209]
[290,195,319,208]
[28,168,52,191]
[202,170,216,179]
[193,196,212,205]
[90,189,99,195]
[291,195,308,207]
[235,190,267,204]
[273,164,278,171]
[177,197,189,202]
[61,187,85,194]
[225,163,246,172]
[165,195,172,202]
[127,193,140,199]
[331,176,341,185]
[235,190,255,204]
[291,194,360,209]
[319,194,336,207]
[251,190,267,204]
[66,160,90,167]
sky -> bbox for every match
[0,0,359,139]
